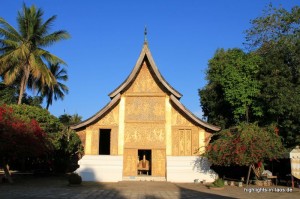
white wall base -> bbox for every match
[76,155,217,183]
[166,156,218,183]
[76,155,123,182]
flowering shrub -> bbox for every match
[0,104,49,162]
[204,123,285,166]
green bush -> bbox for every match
[68,173,82,185]
[211,178,224,187]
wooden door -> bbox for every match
[152,149,166,177]
[123,148,137,176]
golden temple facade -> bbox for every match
[72,42,220,181]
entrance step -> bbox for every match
[123,176,166,181]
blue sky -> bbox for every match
[1,0,298,120]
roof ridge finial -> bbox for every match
[144,26,148,44]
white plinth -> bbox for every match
[76,155,123,182]
[166,156,218,183]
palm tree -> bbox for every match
[0,4,70,104]
[40,62,69,110]
[70,113,82,125]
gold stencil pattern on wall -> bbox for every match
[152,149,166,177]
[192,131,199,154]
[123,149,137,176]
[172,130,180,156]
[96,105,119,125]
[126,61,163,94]
[171,108,193,126]
[110,128,118,155]
[124,123,165,148]
[172,129,197,156]
[126,97,165,121]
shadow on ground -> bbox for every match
[0,174,237,199]
[1,172,299,199]
[177,185,234,199]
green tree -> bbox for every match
[0,82,18,104]
[200,5,300,147]
[245,5,300,49]
[199,48,262,127]
[245,5,300,147]
[0,4,70,104]
[59,113,82,126]
[257,40,300,146]
[55,113,83,172]
[9,104,63,134]
[39,62,69,110]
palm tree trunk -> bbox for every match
[17,65,30,104]
[17,76,25,104]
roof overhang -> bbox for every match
[71,94,121,130]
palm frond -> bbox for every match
[0,17,22,41]
[40,30,70,47]
[39,15,57,36]
[3,63,22,85]
[37,48,67,65]
[0,39,19,48]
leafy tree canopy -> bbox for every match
[0,82,18,104]
[8,104,63,135]
[200,5,300,147]
[246,5,300,147]
[59,113,82,126]
[199,48,262,127]
[245,5,300,49]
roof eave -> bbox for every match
[70,94,121,130]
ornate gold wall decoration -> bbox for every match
[110,127,118,155]
[172,130,180,156]
[126,61,163,94]
[171,107,193,126]
[152,149,166,177]
[125,97,165,122]
[124,123,165,148]
[172,128,198,156]
[185,130,192,155]
[123,148,137,176]
[96,105,119,126]
[192,131,199,154]
[91,130,99,155]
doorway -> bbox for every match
[137,149,151,175]
[99,129,111,155]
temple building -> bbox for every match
[71,40,220,182]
